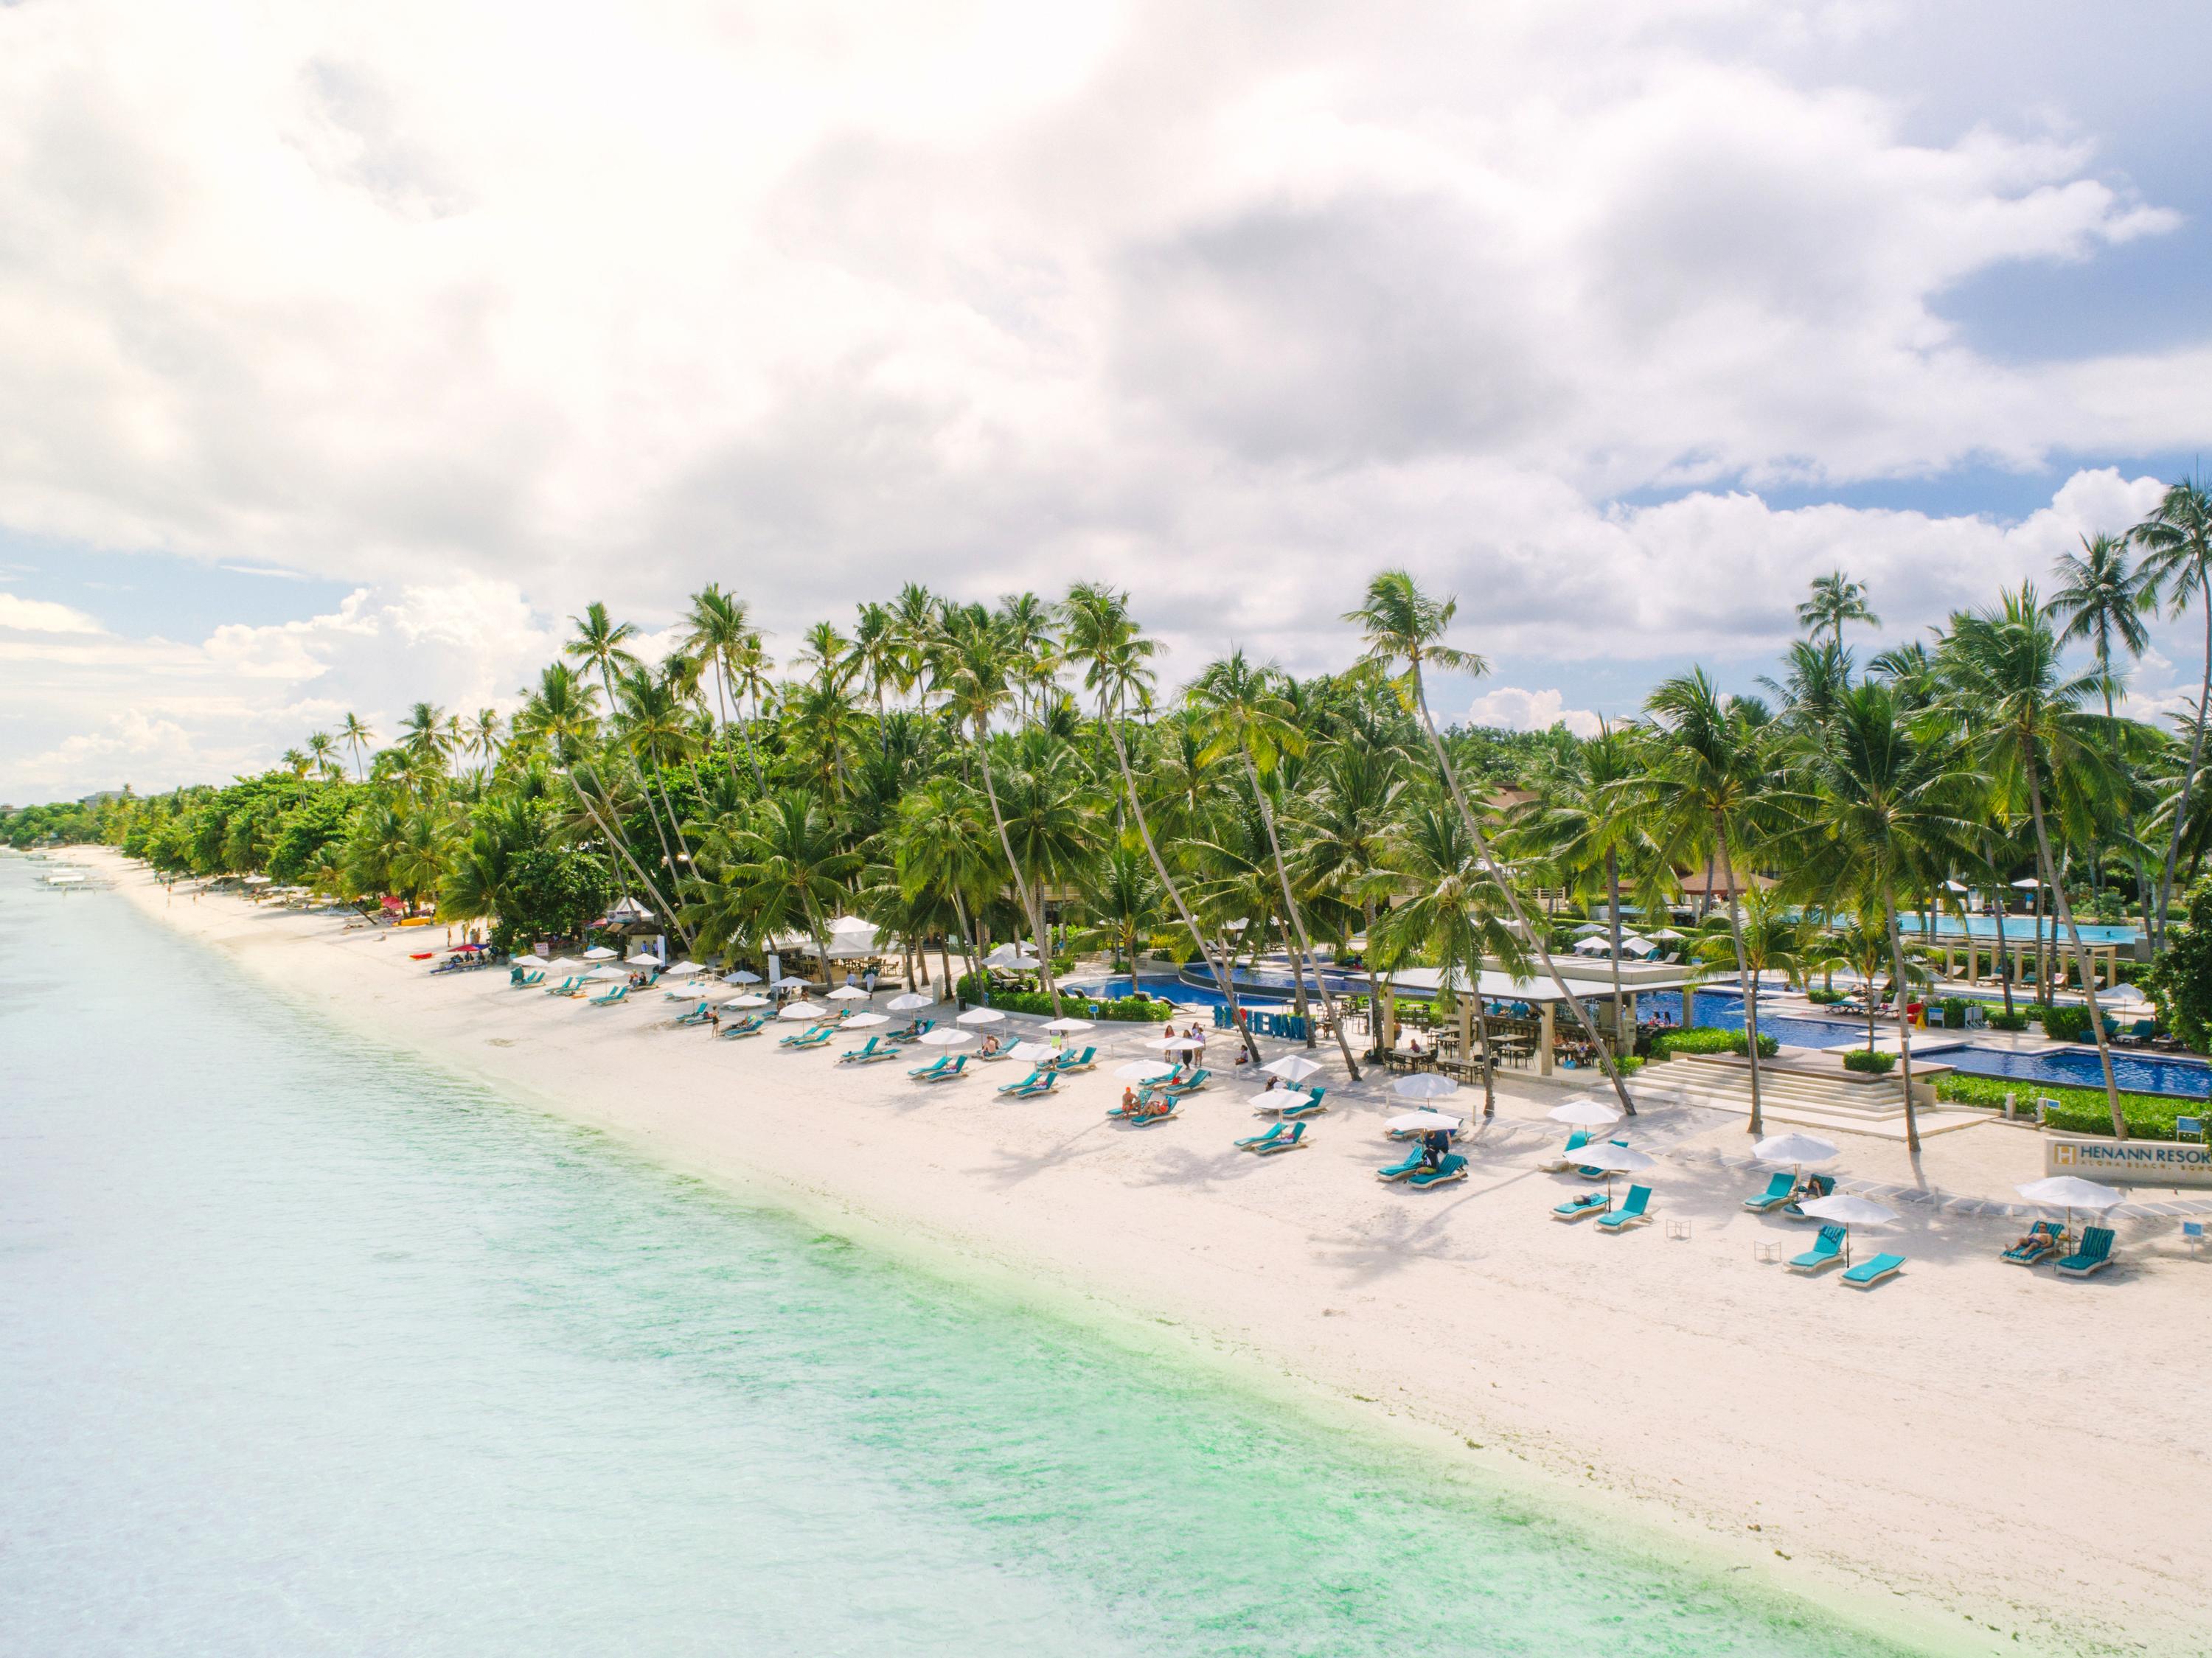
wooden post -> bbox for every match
[1539,1001,1557,1077]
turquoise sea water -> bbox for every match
[0,864,1923,1656]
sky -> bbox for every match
[2,0,2209,803]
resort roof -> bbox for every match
[1384,964,1700,1004]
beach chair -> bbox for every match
[1374,1148,1425,1182]
[1787,1225,1847,1273]
[890,1018,933,1042]
[1537,1131,1591,1172]
[1596,1185,1653,1232]
[1840,1252,1906,1289]
[1743,1172,1796,1213]
[1575,1138,1629,1179]
[1161,1067,1211,1096]
[674,1000,714,1027]
[543,976,583,996]
[1048,1046,1098,1073]
[719,1014,768,1039]
[1124,1099,1180,1126]
[587,984,629,1007]
[2001,1221,2065,1266]
[513,970,545,988]
[1276,1089,1327,1119]
[1405,1153,1467,1189]
[509,964,531,986]
[2054,1226,2116,1278]
[1552,1191,1607,1221]
[1236,1121,1292,1151]
[997,1069,1059,1098]
[838,1036,894,1064]
[779,1025,834,1050]
[1252,1121,1308,1155]
[908,1053,967,1082]
[1783,1174,1837,1219]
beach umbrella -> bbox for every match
[1647,928,1685,941]
[587,965,628,980]
[1943,879,1971,894]
[1753,1132,1840,1169]
[1615,935,1655,955]
[1266,1054,1324,1082]
[1386,1109,1464,1136]
[1572,936,1610,955]
[1392,1072,1459,1101]
[724,993,770,1009]
[2009,877,2044,890]
[1797,1192,1897,1264]
[1547,1096,1622,1128]
[1150,1034,1206,1053]
[658,961,703,978]
[1572,922,1608,936]
[2101,982,2149,1005]
[956,1007,1006,1026]
[512,952,550,968]
[582,945,619,960]
[2017,1174,2124,1241]
[1570,1141,1654,1205]
[1009,1040,1056,1062]
[827,985,872,1000]
[543,956,581,971]
[1043,1017,1096,1033]
[844,1011,891,1028]
[917,1027,975,1047]
[1116,1059,1175,1081]
[726,969,762,984]
[778,1000,825,1021]
[886,992,933,1011]
[1001,954,1043,969]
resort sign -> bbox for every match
[2046,1138,2212,1188]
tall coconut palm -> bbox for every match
[397,702,453,774]
[1345,571,1635,1113]
[466,709,503,778]
[1190,651,1363,1079]
[1061,581,1261,1062]
[2128,478,2212,945]
[340,712,374,781]
[2049,533,2156,911]
[1797,571,1880,649]
[1284,722,1405,1058]
[1937,587,2134,1137]
[566,602,685,911]
[1770,682,1983,1153]
[686,789,860,968]
[891,774,1000,991]
[1639,669,1776,1134]
[305,731,341,781]
[679,583,768,793]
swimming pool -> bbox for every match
[1633,989,1864,1050]
[1067,974,1290,1011]
[1921,1042,2212,1099]
[1897,916,2138,945]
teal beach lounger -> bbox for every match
[1743,1173,1796,1212]
[1552,1191,1607,1220]
[1596,1185,1652,1231]
[1841,1252,1905,1289]
[1788,1225,1847,1272]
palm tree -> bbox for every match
[279,748,311,779]
[1797,571,1880,649]
[1062,581,1261,1062]
[305,731,341,781]
[1771,682,1983,1153]
[397,703,453,773]
[1937,587,2134,1137]
[1190,651,1363,1079]
[686,790,861,968]
[1640,669,1776,1134]
[891,774,1000,991]
[466,709,503,777]
[1284,720,1405,1058]
[1069,844,1165,972]
[340,712,374,781]
[567,602,685,910]
[1344,571,1637,1112]
[2129,478,2212,944]
[2048,532,2156,913]
[679,583,768,793]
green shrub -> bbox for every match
[1935,997,1972,1031]
[1933,1072,2184,1138]
[1842,1049,1896,1075]
[1649,1027,1779,1062]
[1804,987,1845,1006]
[953,972,1169,1023]
[1985,1010,2029,1032]
[2039,1005,2093,1042]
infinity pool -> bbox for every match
[1919,1042,2212,1099]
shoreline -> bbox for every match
[71,849,2212,1656]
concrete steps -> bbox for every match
[1644,1053,1996,1140]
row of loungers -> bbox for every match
[2003,1222,2118,1275]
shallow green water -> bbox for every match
[0,865,1922,1655]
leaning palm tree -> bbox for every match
[1284,722,1405,1057]
[1797,570,1880,649]
[340,712,375,781]
[1770,682,1983,1153]
[567,602,684,910]
[1062,581,1261,1062]
[1638,669,1777,1135]
[1190,651,1363,1079]
[2128,478,2212,944]
[305,731,341,781]
[1936,587,2135,1137]
[2049,532,2157,916]
[1344,571,1637,1114]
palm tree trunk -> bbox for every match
[1471,992,1496,1117]
[2027,759,2129,1138]
[1363,898,1385,1058]
[1605,851,1627,1062]
[569,773,694,950]
[1712,819,1763,1136]
[1881,885,1922,1154]
[2154,587,2212,948]
[1242,750,1361,1080]
[1100,706,1262,1064]
[970,726,1059,1015]
[1407,662,1635,1116]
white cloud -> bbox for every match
[0,593,102,634]
[1466,686,1603,739]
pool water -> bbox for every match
[1898,916,2138,945]
[1634,990,1863,1051]
[1921,1042,2212,1100]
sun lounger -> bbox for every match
[1574,1138,1628,1179]
[1046,1046,1097,1073]
[1840,1252,1905,1289]
[1161,1067,1210,1096]
[2002,1221,2065,1266]
[1537,1130,1592,1172]
[889,1018,934,1042]
[718,1014,767,1039]
[1552,1191,1607,1220]
[1788,1225,1847,1273]
[1125,1101,1180,1125]
[838,1036,899,1064]
[543,976,583,996]
[908,1053,968,1082]
[1275,1089,1326,1119]
[1253,1121,1307,1155]
[997,1069,1059,1098]
[1405,1153,1467,1188]
[1782,1174,1836,1219]
[779,1025,834,1050]
[2054,1226,2116,1278]
[1743,1172,1796,1212]
[1375,1149,1425,1182]
[674,1001,714,1026]
[1237,1122,1291,1151]
[1596,1185,1653,1231]
[587,984,629,1006]
[511,970,544,987]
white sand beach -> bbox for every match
[89,851,2212,1657]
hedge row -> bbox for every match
[1648,1028,1779,1061]
[1932,1071,2190,1139]
[952,973,1169,1023]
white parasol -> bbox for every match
[843,1012,891,1028]
[1008,1040,1056,1062]
[1265,1055,1324,1082]
[723,993,771,1009]
[956,1007,1006,1026]
[917,1027,976,1047]
[1547,1096,1623,1128]
[1116,1060,1176,1081]
[583,946,619,961]
[1753,1132,1840,1168]
[778,1000,826,1021]
[658,961,703,978]
[725,969,762,984]
[886,992,933,1011]
[1392,1072,1459,1101]
[1386,1110,1464,1135]
[1043,1017,1096,1034]
[827,986,872,1001]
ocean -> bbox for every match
[0,860,1919,1655]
